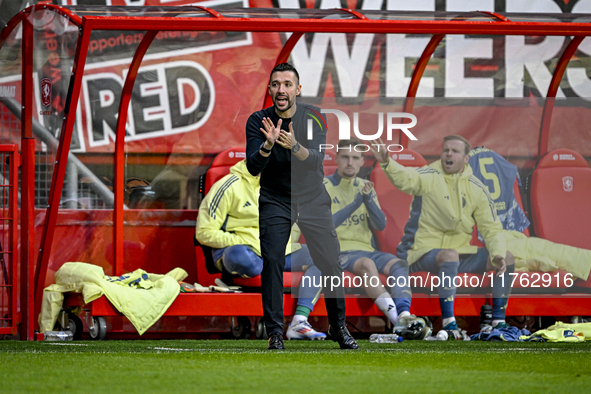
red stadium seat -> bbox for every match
[530,148,591,250]
[468,177,568,291]
[201,147,247,196]
[529,148,591,289]
[195,147,247,285]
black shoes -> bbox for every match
[329,325,360,350]
[267,332,285,350]
[267,326,358,350]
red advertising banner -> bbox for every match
[2,0,591,160]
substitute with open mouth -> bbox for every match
[370,135,515,339]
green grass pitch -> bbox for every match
[1,340,591,393]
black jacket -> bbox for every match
[245,103,327,203]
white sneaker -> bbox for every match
[286,320,326,340]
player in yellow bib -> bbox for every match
[324,139,430,339]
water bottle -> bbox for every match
[480,303,492,329]
[44,330,73,341]
[369,333,403,343]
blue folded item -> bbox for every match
[470,326,531,341]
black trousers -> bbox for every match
[259,189,346,335]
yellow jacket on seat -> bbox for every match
[502,230,591,280]
[39,262,187,335]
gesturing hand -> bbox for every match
[277,122,296,150]
[260,117,282,146]
[368,138,389,164]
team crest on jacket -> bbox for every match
[562,176,573,192]
[41,78,52,107]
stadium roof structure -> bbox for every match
[2,4,591,339]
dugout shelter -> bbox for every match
[1,4,591,340]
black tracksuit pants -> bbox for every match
[259,189,346,335]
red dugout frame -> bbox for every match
[2,4,591,339]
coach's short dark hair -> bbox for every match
[270,63,300,84]
[443,135,470,155]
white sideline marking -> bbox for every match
[150,347,193,352]
[488,348,559,351]
[43,343,88,346]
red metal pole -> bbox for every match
[84,16,591,37]
[337,8,367,20]
[113,30,158,276]
[34,22,94,324]
[193,6,223,18]
[5,145,19,335]
[10,146,18,335]
[400,34,444,148]
[0,144,20,336]
[20,16,35,341]
[477,11,510,22]
[538,36,584,157]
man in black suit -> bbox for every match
[245,63,358,350]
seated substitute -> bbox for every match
[196,159,325,339]
[324,139,430,339]
[371,135,515,337]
